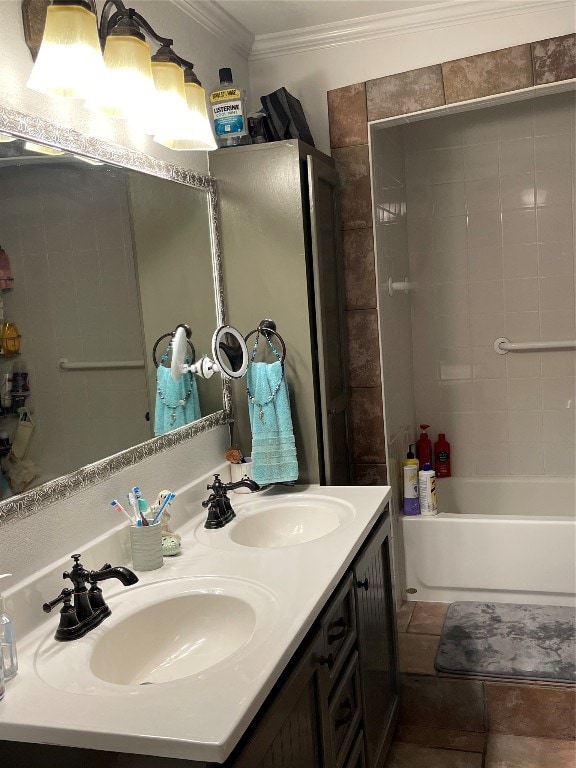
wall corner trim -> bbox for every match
[170,0,254,59]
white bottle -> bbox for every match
[0,574,17,680]
[418,463,438,516]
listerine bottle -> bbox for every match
[210,68,249,148]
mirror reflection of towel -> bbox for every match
[247,361,298,485]
[154,366,201,436]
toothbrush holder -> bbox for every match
[129,521,163,571]
[229,457,253,493]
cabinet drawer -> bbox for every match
[319,573,357,686]
[327,650,362,768]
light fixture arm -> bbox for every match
[99,0,194,70]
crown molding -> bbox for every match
[171,0,254,59]
[250,0,573,58]
[173,0,573,61]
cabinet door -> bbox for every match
[353,515,399,768]
[343,730,367,768]
[307,154,351,485]
[231,631,325,768]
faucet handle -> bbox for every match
[63,553,89,587]
[206,474,227,494]
[43,588,73,614]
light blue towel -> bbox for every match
[247,360,298,485]
[154,366,201,436]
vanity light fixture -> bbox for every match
[154,67,217,151]
[86,13,155,122]
[23,0,216,151]
[26,1,105,100]
[0,134,17,143]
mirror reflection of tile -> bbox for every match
[0,142,219,493]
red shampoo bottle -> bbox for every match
[434,433,451,477]
[416,424,432,470]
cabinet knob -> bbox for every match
[317,653,334,669]
[356,577,369,591]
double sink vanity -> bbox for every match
[0,474,396,767]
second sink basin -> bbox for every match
[197,494,356,549]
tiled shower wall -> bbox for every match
[0,163,150,485]
[328,33,575,486]
[404,92,575,476]
[371,125,414,599]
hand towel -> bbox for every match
[154,366,201,436]
[247,360,298,485]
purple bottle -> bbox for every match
[403,445,421,516]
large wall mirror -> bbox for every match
[0,104,230,524]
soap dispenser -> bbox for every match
[0,574,17,680]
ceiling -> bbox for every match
[214,0,447,37]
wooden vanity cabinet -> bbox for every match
[353,515,398,768]
[2,511,395,768]
[228,510,398,768]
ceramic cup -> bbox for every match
[129,521,163,571]
[229,457,253,493]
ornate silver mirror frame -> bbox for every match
[0,104,232,525]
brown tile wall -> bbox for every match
[327,34,574,486]
[442,45,533,103]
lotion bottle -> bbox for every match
[418,463,438,516]
[0,574,17,680]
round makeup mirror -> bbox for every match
[171,324,248,381]
[212,325,248,379]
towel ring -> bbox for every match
[152,324,196,368]
[245,319,286,363]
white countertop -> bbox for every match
[0,480,391,763]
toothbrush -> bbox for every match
[127,491,144,526]
[132,487,151,525]
[151,492,175,525]
[110,500,134,524]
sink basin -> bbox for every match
[35,576,278,694]
[212,496,355,549]
[91,593,256,686]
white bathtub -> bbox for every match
[402,477,576,607]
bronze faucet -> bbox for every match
[43,554,138,642]
[202,473,260,529]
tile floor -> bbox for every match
[384,601,576,768]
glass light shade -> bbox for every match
[154,81,217,151]
[86,35,155,121]
[26,4,104,99]
[148,61,190,140]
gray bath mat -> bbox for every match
[435,601,576,683]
